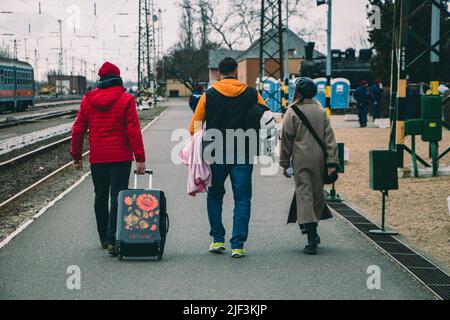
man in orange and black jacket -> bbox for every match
[189,57,267,258]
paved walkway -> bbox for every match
[0,99,433,299]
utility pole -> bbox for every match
[430,0,440,95]
[34,49,39,81]
[150,0,157,104]
[58,19,63,75]
[13,39,17,60]
[138,0,151,92]
[35,38,40,81]
[64,49,68,75]
[24,38,28,62]
[259,0,284,114]
[158,8,165,82]
[93,63,97,83]
[325,0,332,116]
[284,0,289,81]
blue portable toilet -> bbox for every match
[260,77,283,113]
[331,78,350,109]
[313,78,327,107]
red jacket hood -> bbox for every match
[85,86,125,111]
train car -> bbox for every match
[300,48,374,90]
[0,57,35,112]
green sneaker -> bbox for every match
[231,249,246,258]
[209,242,226,254]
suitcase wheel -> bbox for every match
[117,242,124,261]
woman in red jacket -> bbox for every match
[70,61,146,255]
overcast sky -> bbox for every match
[0,0,368,82]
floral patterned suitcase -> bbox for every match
[116,170,169,260]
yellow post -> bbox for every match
[284,81,289,107]
[397,79,407,98]
[396,121,405,144]
[280,81,286,110]
[430,81,439,95]
[325,85,332,117]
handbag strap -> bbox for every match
[291,104,327,159]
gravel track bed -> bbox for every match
[0,106,166,242]
[0,132,72,164]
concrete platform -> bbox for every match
[0,99,434,300]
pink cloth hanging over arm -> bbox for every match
[179,128,212,197]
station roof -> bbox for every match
[208,49,245,69]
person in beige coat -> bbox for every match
[280,77,339,255]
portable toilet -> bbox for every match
[288,77,298,104]
[313,78,327,107]
[331,78,350,109]
[260,77,283,113]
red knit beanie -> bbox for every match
[98,61,121,77]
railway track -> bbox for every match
[0,109,78,130]
[0,150,90,210]
[0,136,72,170]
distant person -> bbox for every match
[70,61,146,255]
[280,77,338,255]
[370,80,383,121]
[354,80,372,127]
[439,83,449,95]
[418,81,431,96]
[189,57,267,258]
[189,83,204,112]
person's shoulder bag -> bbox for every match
[290,104,338,185]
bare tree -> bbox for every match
[199,0,241,50]
[173,0,321,64]
[194,0,315,50]
[230,0,260,45]
[197,0,210,48]
[0,47,12,58]
[350,27,370,50]
[179,0,195,49]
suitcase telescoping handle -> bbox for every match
[134,169,153,189]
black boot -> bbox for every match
[304,223,320,255]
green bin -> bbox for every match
[421,96,442,119]
[405,119,423,136]
[422,119,442,142]
[369,150,399,191]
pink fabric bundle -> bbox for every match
[179,128,212,196]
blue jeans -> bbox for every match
[207,164,253,249]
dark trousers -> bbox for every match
[207,164,253,249]
[91,161,132,244]
[358,103,369,126]
[373,100,381,119]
